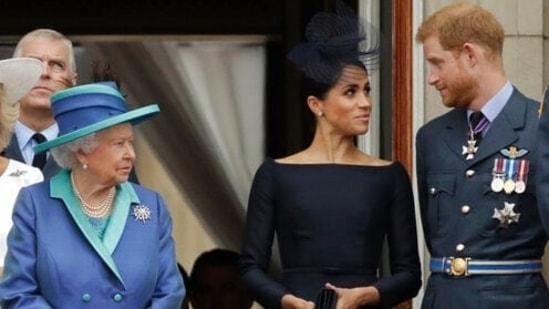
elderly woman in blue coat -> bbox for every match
[0,82,185,308]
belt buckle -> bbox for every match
[448,257,470,277]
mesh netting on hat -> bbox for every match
[287,0,380,85]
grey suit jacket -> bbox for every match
[416,88,549,309]
[4,135,60,179]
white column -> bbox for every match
[412,0,428,308]
[358,0,380,156]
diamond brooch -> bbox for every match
[132,204,152,223]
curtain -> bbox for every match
[83,38,266,249]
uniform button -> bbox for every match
[461,205,470,214]
[429,187,436,195]
[466,170,475,177]
[82,293,91,302]
[456,244,465,252]
[113,293,123,302]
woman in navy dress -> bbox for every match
[239,2,421,309]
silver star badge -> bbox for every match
[492,202,520,228]
[9,169,28,177]
[132,205,152,223]
[462,139,478,160]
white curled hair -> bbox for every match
[13,29,77,74]
[50,133,97,170]
[0,85,20,150]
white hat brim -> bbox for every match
[0,58,43,106]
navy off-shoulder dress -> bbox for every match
[240,159,421,309]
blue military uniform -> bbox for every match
[537,85,549,235]
[416,86,549,308]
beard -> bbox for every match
[440,70,477,109]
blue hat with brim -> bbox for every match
[34,81,160,154]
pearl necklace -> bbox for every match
[70,173,115,218]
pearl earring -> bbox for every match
[318,111,323,117]
[83,163,88,169]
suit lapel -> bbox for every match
[3,135,25,162]
[444,109,470,161]
[4,135,61,179]
[103,182,137,255]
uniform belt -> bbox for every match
[430,257,542,277]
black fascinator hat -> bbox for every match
[288,0,380,85]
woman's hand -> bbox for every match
[281,294,315,309]
[325,282,380,309]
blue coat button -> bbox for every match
[113,293,123,302]
[82,293,91,302]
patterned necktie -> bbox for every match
[469,111,489,144]
[31,133,47,169]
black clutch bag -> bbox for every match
[315,288,337,309]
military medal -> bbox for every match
[514,181,525,194]
[491,158,505,192]
[502,158,517,194]
[498,146,530,195]
[503,179,515,194]
[492,202,520,228]
[463,112,489,160]
[462,139,478,160]
[514,160,529,194]
[491,177,504,192]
